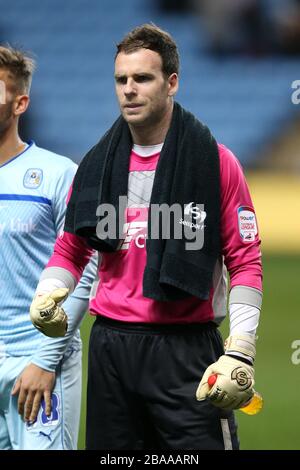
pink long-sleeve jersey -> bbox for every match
[47,144,262,325]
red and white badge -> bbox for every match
[237,206,258,242]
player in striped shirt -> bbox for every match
[0,45,96,449]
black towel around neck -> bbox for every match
[65,102,221,301]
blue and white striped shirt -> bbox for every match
[0,141,96,370]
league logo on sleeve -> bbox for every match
[237,206,258,242]
[23,168,43,188]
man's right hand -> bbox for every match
[30,288,69,337]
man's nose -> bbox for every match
[124,79,137,95]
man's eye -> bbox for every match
[136,76,150,82]
[116,77,127,85]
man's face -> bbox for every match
[0,69,15,137]
[114,49,176,128]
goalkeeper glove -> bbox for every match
[30,288,69,338]
[196,334,256,410]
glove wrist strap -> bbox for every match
[224,334,256,361]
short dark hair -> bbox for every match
[116,23,179,77]
[0,45,35,94]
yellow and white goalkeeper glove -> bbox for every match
[30,288,69,338]
[196,334,256,410]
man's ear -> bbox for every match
[13,94,30,117]
[168,73,179,97]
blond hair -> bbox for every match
[0,45,36,94]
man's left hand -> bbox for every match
[11,363,55,423]
[196,334,256,410]
[196,354,254,409]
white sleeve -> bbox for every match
[229,285,262,336]
[229,303,260,336]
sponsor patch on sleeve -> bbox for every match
[237,206,258,242]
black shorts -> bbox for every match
[86,315,239,450]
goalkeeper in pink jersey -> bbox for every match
[30,24,262,450]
